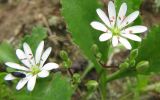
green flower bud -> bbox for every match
[130,60,136,67]
[136,61,149,74]
[73,73,81,84]
[129,49,138,61]
[119,62,129,70]
[92,44,99,53]
[91,44,102,59]
[85,80,98,90]
[60,50,68,61]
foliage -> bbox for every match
[21,26,47,54]
[61,0,109,72]
[14,73,73,100]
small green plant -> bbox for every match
[0,0,160,100]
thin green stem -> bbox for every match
[81,61,94,80]
[106,68,136,82]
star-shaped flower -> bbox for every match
[4,41,59,91]
[90,1,147,49]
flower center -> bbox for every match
[31,65,40,75]
[112,27,120,36]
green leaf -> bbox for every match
[14,73,73,100]
[21,26,47,54]
[61,0,109,72]
[0,42,18,63]
[137,25,160,74]
[115,0,142,13]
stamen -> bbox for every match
[20,58,27,60]
[123,16,126,20]
[117,37,120,43]
[30,56,33,59]
[110,20,113,23]
[129,30,133,34]
[112,16,115,20]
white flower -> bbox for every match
[90,1,147,49]
[4,41,59,91]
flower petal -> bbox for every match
[16,49,31,68]
[99,33,112,42]
[5,62,29,71]
[112,36,119,47]
[90,21,108,32]
[4,74,16,80]
[96,8,111,28]
[23,43,35,65]
[16,76,30,90]
[27,75,37,91]
[108,1,116,27]
[40,47,52,67]
[122,26,148,34]
[121,33,142,42]
[38,70,49,78]
[35,41,44,64]
[119,11,139,29]
[117,3,127,26]
[119,37,132,50]
[42,63,59,71]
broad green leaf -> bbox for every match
[0,42,18,63]
[115,0,142,13]
[14,73,73,100]
[61,0,109,71]
[137,25,160,73]
[21,26,47,54]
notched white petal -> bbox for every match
[40,47,52,67]
[122,26,148,34]
[120,11,139,29]
[16,49,31,68]
[96,8,111,28]
[90,21,108,32]
[119,37,132,50]
[27,75,37,91]
[4,74,16,80]
[121,33,142,42]
[108,1,116,26]
[5,62,29,71]
[42,63,59,71]
[38,70,49,78]
[16,77,29,90]
[99,33,112,42]
[23,42,35,65]
[35,41,44,64]
[112,36,119,47]
[117,3,127,26]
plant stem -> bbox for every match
[81,61,94,80]
[106,68,136,82]
[99,70,108,100]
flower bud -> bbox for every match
[119,62,129,70]
[136,61,149,74]
[129,49,138,61]
[92,44,102,59]
[85,80,98,90]
[60,50,68,61]
[73,73,81,84]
